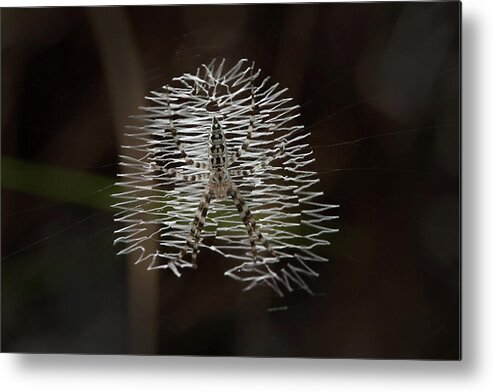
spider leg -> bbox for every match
[228,182,275,260]
[176,185,212,269]
[229,64,256,165]
[229,139,286,177]
[244,221,258,263]
[165,85,208,170]
[149,161,209,182]
[190,194,211,267]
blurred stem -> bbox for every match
[87,6,159,355]
[1,156,115,210]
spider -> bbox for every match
[150,65,286,269]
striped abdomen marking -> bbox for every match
[208,117,228,171]
[208,116,230,200]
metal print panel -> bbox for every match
[1,1,461,359]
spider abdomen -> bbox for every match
[208,116,231,200]
[208,116,228,169]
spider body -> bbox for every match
[152,76,278,269]
[208,116,231,200]
[177,107,276,268]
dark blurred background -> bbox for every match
[1,2,460,359]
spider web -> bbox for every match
[113,59,338,295]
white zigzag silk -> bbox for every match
[113,58,339,296]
